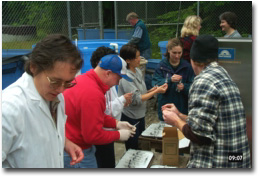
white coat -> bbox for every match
[2,72,66,168]
[105,86,126,120]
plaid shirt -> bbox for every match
[187,62,251,168]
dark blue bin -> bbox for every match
[2,55,28,90]
[104,29,115,39]
[147,59,161,70]
[2,49,32,59]
[77,29,133,40]
[158,41,168,59]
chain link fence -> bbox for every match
[2,1,252,59]
[115,1,252,58]
[2,1,100,50]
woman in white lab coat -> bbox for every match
[2,34,84,168]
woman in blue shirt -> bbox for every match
[152,38,195,121]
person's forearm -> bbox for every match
[176,119,186,131]
[141,89,157,102]
[64,138,72,152]
[178,113,188,122]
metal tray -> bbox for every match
[115,149,154,168]
[141,122,172,138]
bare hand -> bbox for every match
[156,83,168,94]
[161,103,180,115]
[64,138,84,166]
[171,74,182,82]
[124,92,133,107]
[177,83,184,91]
[162,109,180,126]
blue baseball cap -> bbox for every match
[98,54,132,82]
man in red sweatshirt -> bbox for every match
[63,54,136,168]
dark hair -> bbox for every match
[219,12,238,29]
[90,46,117,68]
[25,34,83,76]
[164,38,183,60]
[119,44,140,68]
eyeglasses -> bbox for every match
[46,76,77,89]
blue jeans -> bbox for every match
[141,48,152,60]
[64,146,97,168]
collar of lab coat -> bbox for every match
[22,72,62,118]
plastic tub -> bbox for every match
[104,29,115,39]
[74,39,129,73]
[77,29,100,39]
[32,39,129,73]
[158,41,168,59]
[77,29,133,40]
[2,49,32,59]
[146,59,161,70]
[2,55,27,89]
[118,29,133,39]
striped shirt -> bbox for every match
[132,26,143,39]
[187,62,251,168]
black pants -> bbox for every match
[95,142,115,168]
[121,113,145,150]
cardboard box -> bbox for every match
[162,127,179,166]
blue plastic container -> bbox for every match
[2,56,26,90]
[158,41,168,59]
[104,29,115,39]
[2,49,32,89]
[118,29,133,39]
[2,49,32,59]
[77,29,100,39]
[146,59,161,70]
[74,39,129,73]
[77,29,133,40]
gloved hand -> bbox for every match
[118,129,135,141]
[117,121,135,131]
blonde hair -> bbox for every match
[181,15,202,37]
[126,12,139,21]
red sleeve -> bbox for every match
[104,114,117,128]
[80,92,120,145]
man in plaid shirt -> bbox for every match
[162,34,251,168]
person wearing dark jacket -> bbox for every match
[152,38,194,121]
[126,12,151,59]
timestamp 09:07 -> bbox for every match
[228,153,243,162]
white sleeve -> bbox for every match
[105,87,126,120]
[2,95,24,162]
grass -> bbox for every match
[2,40,40,49]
